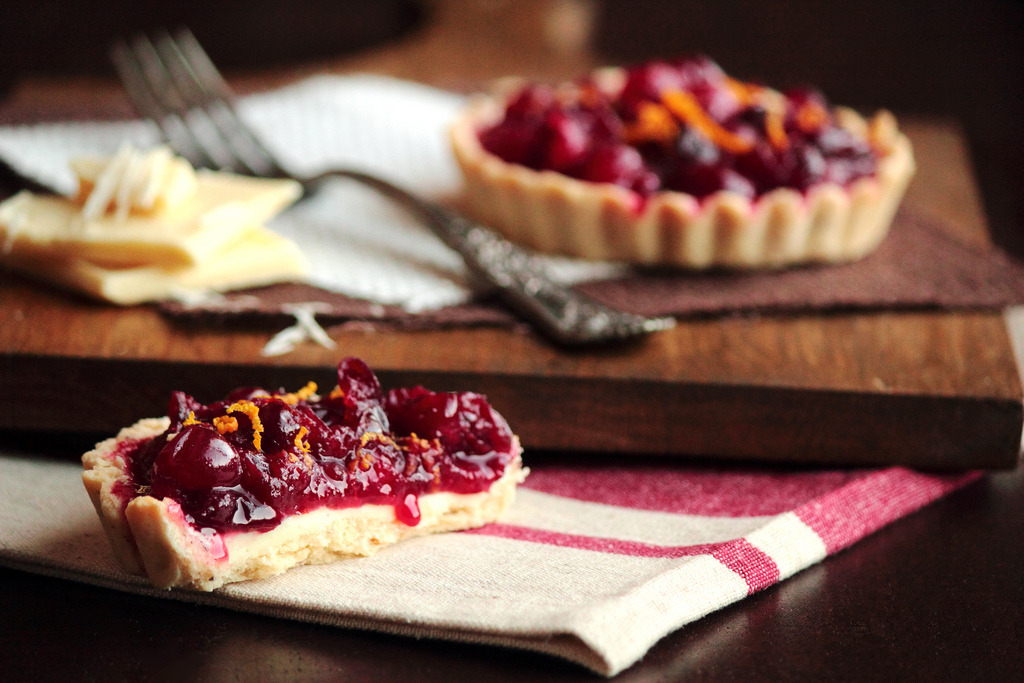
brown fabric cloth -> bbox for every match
[160,207,1024,330]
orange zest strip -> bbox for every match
[724,77,760,107]
[294,426,311,454]
[765,109,790,151]
[213,415,239,435]
[295,382,317,401]
[661,90,754,154]
[623,101,679,145]
[227,400,264,452]
[795,101,830,134]
[357,432,395,471]
[359,431,395,448]
[406,432,432,450]
[728,78,789,150]
[276,381,319,406]
[182,411,201,427]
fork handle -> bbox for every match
[303,170,672,345]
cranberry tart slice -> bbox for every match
[450,56,915,268]
[81,358,526,591]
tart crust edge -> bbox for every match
[82,417,526,591]
[449,80,916,269]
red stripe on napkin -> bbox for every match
[794,468,982,554]
[475,465,981,597]
[471,525,781,593]
[710,539,780,593]
[468,524,718,558]
[469,526,779,593]
[523,465,870,517]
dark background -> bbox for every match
[1,0,1021,257]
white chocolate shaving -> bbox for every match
[77,145,198,223]
[261,303,337,357]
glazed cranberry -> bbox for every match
[396,435,444,487]
[306,422,354,463]
[440,453,505,492]
[257,400,320,456]
[335,357,390,434]
[129,434,166,487]
[618,60,686,117]
[734,143,800,193]
[581,142,645,187]
[168,391,203,430]
[479,86,561,169]
[189,487,276,530]
[345,435,400,498]
[727,104,766,130]
[385,388,510,456]
[504,85,556,119]
[238,448,274,502]
[790,145,828,190]
[543,109,590,172]
[810,127,876,185]
[717,167,758,198]
[479,119,544,168]
[150,425,243,492]
[582,100,624,141]
[814,126,869,158]
[822,154,876,186]
[337,357,382,403]
[690,80,742,121]
[320,456,349,484]
[669,54,726,89]
[264,450,316,513]
[784,87,829,116]
[675,127,721,166]
[667,162,756,199]
[630,169,662,196]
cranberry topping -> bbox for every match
[477,56,879,202]
[123,358,518,535]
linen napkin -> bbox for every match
[0,75,624,313]
[0,449,982,676]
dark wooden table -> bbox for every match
[2,2,1022,679]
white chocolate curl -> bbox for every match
[77,145,198,222]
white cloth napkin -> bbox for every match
[0,75,626,312]
[0,450,980,676]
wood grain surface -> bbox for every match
[0,1,1020,468]
[1,119,1020,468]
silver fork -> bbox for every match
[109,29,675,346]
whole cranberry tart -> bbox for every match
[449,56,915,268]
[82,358,526,590]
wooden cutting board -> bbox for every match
[1,119,1021,469]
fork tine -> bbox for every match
[151,30,271,177]
[109,38,187,160]
[110,36,219,171]
[138,31,253,174]
[163,28,288,178]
